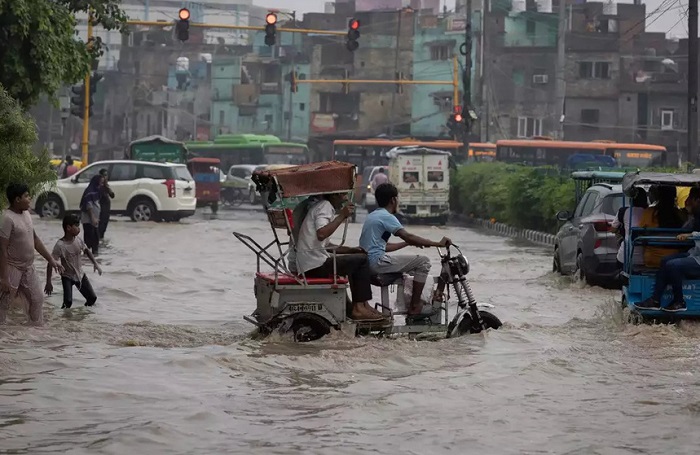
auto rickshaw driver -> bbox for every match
[287,192,390,322]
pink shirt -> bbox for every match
[370,172,389,189]
[65,165,78,177]
[0,210,36,271]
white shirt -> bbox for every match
[288,199,335,274]
[612,206,645,265]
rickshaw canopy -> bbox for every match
[253,161,356,204]
[622,172,700,195]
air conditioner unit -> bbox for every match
[533,74,549,84]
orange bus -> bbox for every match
[468,143,496,162]
[495,140,667,168]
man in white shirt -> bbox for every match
[370,167,389,190]
[288,193,388,322]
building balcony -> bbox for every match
[622,71,686,94]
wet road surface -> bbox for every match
[2,210,700,454]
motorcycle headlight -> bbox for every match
[457,255,469,274]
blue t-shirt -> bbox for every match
[359,208,404,265]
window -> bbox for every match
[517,117,543,138]
[581,109,600,125]
[526,19,536,35]
[299,103,306,111]
[172,166,193,181]
[579,61,610,79]
[141,165,167,180]
[427,171,444,182]
[403,172,419,183]
[574,193,591,218]
[110,164,137,181]
[432,94,453,111]
[430,45,451,61]
[578,191,599,218]
[219,110,225,125]
[230,168,249,179]
[661,109,674,131]
[75,165,103,183]
[513,69,525,86]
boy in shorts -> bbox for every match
[45,214,102,308]
[0,183,63,325]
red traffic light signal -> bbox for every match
[454,113,463,122]
[266,13,277,25]
[178,8,190,20]
[346,18,360,51]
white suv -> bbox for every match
[36,160,197,222]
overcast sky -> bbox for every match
[254,0,688,39]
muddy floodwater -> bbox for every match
[2,211,700,454]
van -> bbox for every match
[386,146,450,224]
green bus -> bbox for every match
[126,135,189,163]
[186,134,309,172]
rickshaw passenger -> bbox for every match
[360,183,451,317]
[638,186,686,268]
[612,188,647,269]
[287,193,387,322]
[636,188,700,312]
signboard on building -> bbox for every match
[311,113,336,133]
[447,18,466,33]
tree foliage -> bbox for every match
[0,86,55,207]
[0,0,127,107]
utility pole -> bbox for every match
[81,11,94,165]
[388,9,404,138]
[462,0,473,147]
[689,0,698,165]
[287,11,296,141]
[554,0,567,140]
[480,0,489,142]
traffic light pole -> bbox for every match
[82,13,93,166]
[126,19,347,36]
[462,0,473,146]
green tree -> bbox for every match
[0,0,127,107]
[0,86,56,206]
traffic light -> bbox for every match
[265,13,277,46]
[176,8,190,41]
[453,105,464,123]
[70,84,93,119]
[447,106,464,139]
[290,71,298,93]
[346,19,360,51]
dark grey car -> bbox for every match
[553,183,625,285]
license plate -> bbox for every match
[203,191,210,195]
[287,303,323,313]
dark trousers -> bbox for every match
[652,252,700,305]
[306,254,373,305]
[99,200,111,239]
[83,224,99,255]
[61,275,97,308]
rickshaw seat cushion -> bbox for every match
[370,273,404,287]
[255,272,348,285]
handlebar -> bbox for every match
[437,243,461,258]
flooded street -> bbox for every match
[3,210,700,454]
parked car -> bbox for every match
[35,160,197,222]
[553,183,625,285]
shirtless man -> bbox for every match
[0,183,63,325]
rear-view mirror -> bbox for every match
[556,210,571,221]
[71,177,78,183]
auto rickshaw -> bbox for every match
[187,157,221,214]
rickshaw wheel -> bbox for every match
[281,313,332,342]
[449,310,503,337]
[627,309,644,325]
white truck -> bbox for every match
[386,146,451,225]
